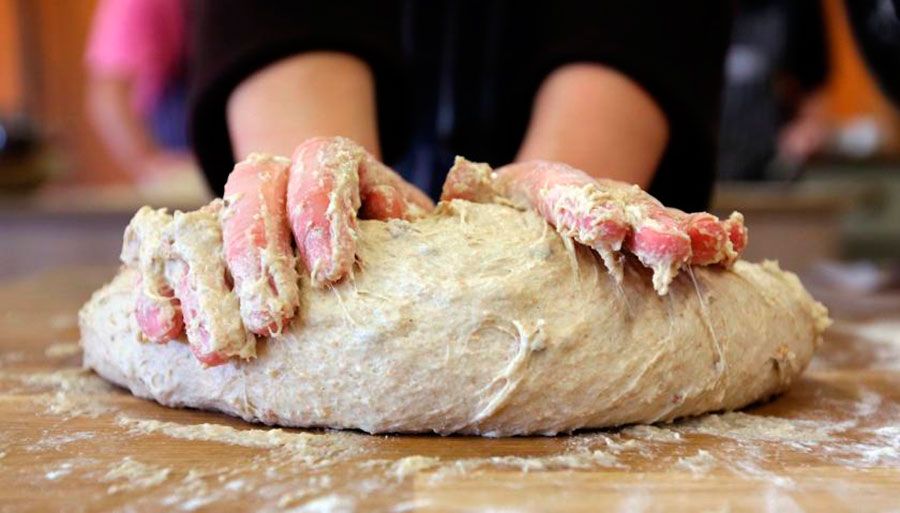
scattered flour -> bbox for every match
[674,449,717,474]
[391,456,441,480]
[277,476,335,508]
[116,416,367,464]
[0,368,115,418]
[289,494,356,513]
[27,431,96,452]
[159,469,223,511]
[673,412,852,443]
[40,458,100,482]
[854,387,883,417]
[9,316,898,512]
[45,462,74,481]
[622,424,684,442]
[830,320,900,370]
[851,426,900,466]
[39,391,113,418]
[102,457,171,494]
[16,368,113,394]
[17,399,900,512]
[44,342,82,359]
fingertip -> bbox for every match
[191,346,229,367]
[361,184,406,220]
[725,212,748,253]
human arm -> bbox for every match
[516,63,669,188]
[86,74,187,181]
[226,52,382,161]
[85,0,189,181]
[440,2,739,292]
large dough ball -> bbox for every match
[80,201,829,436]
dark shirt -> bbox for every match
[190,1,731,212]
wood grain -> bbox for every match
[1,267,898,512]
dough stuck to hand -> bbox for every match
[80,201,829,436]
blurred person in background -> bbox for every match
[190,2,731,213]
[720,0,900,182]
[718,0,831,181]
[85,0,199,191]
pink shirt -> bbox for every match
[85,0,185,116]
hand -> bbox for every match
[286,137,433,286]
[777,93,830,166]
[441,159,747,295]
[122,201,256,366]
[778,116,829,166]
[122,137,432,366]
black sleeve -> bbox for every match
[519,1,732,211]
[188,0,407,195]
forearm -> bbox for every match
[86,75,160,171]
[516,63,669,188]
[227,52,380,160]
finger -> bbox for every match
[134,276,184,342]
[287,137,363,286]
[359,154,434,219]
[682,212,738,266]
[724,211,748,258]
[440,156,497,203]
[360,184,406,219]
[167,261,227,366]
[624,208,692,294]
[587,178,691,294]
[286,137,431,284]
[494,161,630,281]
[166,201,256,366]
[222,154,300,336]
[121,207,184,343]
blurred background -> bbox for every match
[0,0,898,310]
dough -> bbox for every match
[80,200,829,436]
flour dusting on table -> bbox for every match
[5,316,899,511]
[44,342,82,359]
[102,457,171,494]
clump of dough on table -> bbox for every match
[80,200,830,436]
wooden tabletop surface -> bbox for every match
[1,267,899,512]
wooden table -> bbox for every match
[1,267,899,512]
